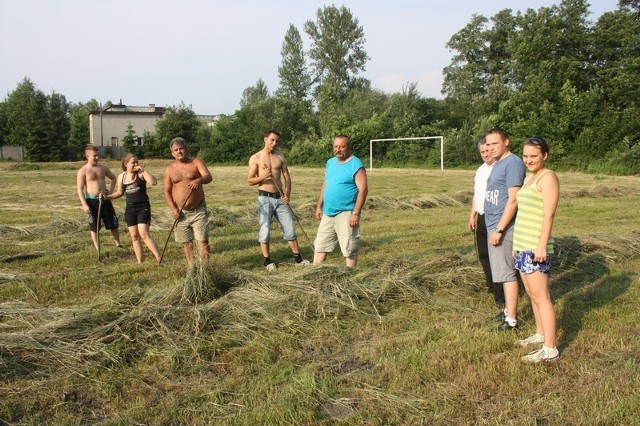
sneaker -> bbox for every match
[295,259,311,267]
[521,348,559,363]
[265,262,277,271]
[497,320,517,331]
[516,334,545,347]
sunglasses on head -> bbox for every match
[525,137,545,145]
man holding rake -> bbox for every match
[247,129,310,270]
[76,144,122,253]
[163,137,212,265]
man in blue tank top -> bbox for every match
[313,135,368,268]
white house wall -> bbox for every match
[89,112,163,151]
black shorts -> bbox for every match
[124,202,152,227]
[86,198,119,232]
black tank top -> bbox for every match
[122,173,149,205]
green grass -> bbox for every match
[1,161,639,424]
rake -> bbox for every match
[159,188,194,265]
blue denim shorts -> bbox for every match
[258,196,296,243]
[514,250,551,274]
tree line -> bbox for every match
[0,1,638,173]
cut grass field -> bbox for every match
[0,160,638,424]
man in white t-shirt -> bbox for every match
[468,138,504,311]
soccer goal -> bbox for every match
[369,136,444,171]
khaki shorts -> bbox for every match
[175,201,210,243]
[314,211,360,258]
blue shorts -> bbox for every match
[514,250,551,274]
[257,195,296,243]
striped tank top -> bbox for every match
[513,170,554,253]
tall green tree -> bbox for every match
[3,78,50,161]
[68,99,100,160]
[123,122,142,157]
[443,10,516,125]
[304,5,369,99]
[150,103,202,157]
[275,24,316,142]
[593,6,640,108]
[205,79,278,163]
[276,24,312,102]
[443,14,490,101]
[45,91,70,161]
[509,0,593,102]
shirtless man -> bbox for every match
[163,137,213,264]
[76,144,122,250]
[247,129,309,270]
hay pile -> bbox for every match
[2,232,638,379]
[0,258,438,377]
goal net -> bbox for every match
[368,136,444,171]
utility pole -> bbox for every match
[99,103,104,150]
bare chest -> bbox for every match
[170,164,200,182]
[258,154,283,173]
[85,166,106,182]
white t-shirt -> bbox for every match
[473,162,493,215]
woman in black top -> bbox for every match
[108,154,162,264]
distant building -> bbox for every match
[88,101,224,157]
[88,102,166,157]
[197,114,225,126]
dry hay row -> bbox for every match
[366,193,469,211]
[2,231,638,376]
[0,244,79,264]
[361,184,638,213]
[0,216,85,238]
[0,269,28,284]
[0,259,444,374]
[555,233,640,264]
[561,184,639,199]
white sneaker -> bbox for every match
[516,334,545,347]
[521,348,559,363]
[295,259,311,267]
[265,263,277,271]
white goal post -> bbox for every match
[369,136,444,171]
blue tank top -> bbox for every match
[322,156,364,217]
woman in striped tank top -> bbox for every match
[513,137,560,363]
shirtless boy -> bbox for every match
[163,137,213,264]
[76,144,122,250]
[247,129,309,270]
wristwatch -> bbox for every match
[493,227,503,234]
[352,211,360,217]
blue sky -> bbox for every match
[0,0,618,115]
